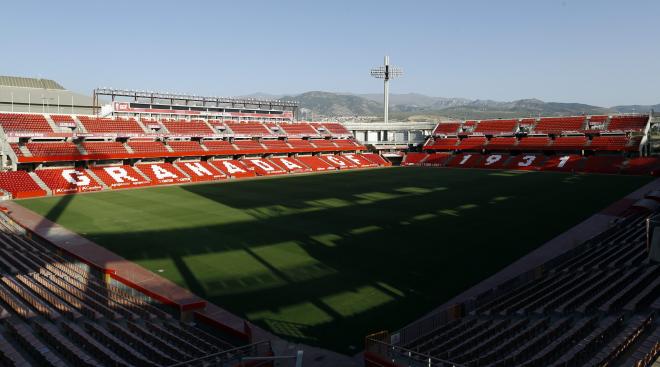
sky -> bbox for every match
[1,0,659,107]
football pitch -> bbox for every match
[18,167,653,353]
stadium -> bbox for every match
[1,2,659,366]
[0,74,657,366]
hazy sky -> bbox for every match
[2,0,658,106]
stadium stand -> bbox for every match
[473,119,517,134]
[269,157,313,173]
[210,159,256,178]
[135,163,192,185]
[167,140,206,155]
[233,139,266,153]
[81,141,129,157]
[0,171,47,198]
[608,115,649,132]
[127,141,170,155]
[296,155,337,171]
[26,142,81,158]
[174,161,226,182]
[517,136,551,150]
[457,136,488,151]
[549,135,588,150]
[0,216,262,366]
[202,140,238,154]
[35,168,104,194]
[402,152,429,166]
[78,116,144,134]
[425,137,459,150]
[243,158,287,175]
[279,122,319,136]
[0,113,53,134]
[486,137,518,150]
[367,205,660,367]
[432,122,461,135]
[89,165,151,189]
[404,113,658,176]
[161,120,214,135]
[534,116,586,133]
[225,122,271,136]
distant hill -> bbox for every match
[243,90,658,120]
[612,104,660,114]
[279,91,382,116]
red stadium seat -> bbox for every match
[78,116,144,134]
[0,113,53,134]
[210,159,257,178]
[26,142,81,158]
[542,154,584,172]
[478,154,510,169]
[162,120,214,135]
[311,139,338,150]
[517,136,551,150]
[342,153,378,167]
[0,171,47,198]
[226,122,271,136]
[278,123,320,136]
[174,161,226,182]
[361,153,391,166]
[425,137,459,150]
[167,141,206,155]
[202,140,237,154]
[296,156,337,171]
[588,136,629,151]
[269,157,313,173]
[402,153,429,166]
[423,152,452,166]
[474,119,517,134]
[505,154,546,170]
[432,122,461,135]
[35,168,104,195]
[534,116,585,133]
[261,139,292,153]
[445,153,482,168]
[90,165,152,189]
[242,158,287,176]
[457,136,487,150]
[81,142,129,158]
[320,155,357,169]
[135,163,192,185]
[486,137,518,150]
[580,156,625,174]
[288,139,317,152]
[127,141,170,156]
[233,140,266,153]
[550,136,588,151]
[607,115,648,132]
[621,157,660,175]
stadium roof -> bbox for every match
[0,75,64,90]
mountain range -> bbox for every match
[241,92,659,121]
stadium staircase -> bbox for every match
[70,115,87,133]
[42,115,60,132]
[27,172,52,196]
[85,169,109,190]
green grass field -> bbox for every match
[18,167,652,353]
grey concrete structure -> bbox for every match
[342,120,436,151]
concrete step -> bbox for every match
[85,169,109,190]
[28,172,52,196]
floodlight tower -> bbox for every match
[370,56,403,124]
